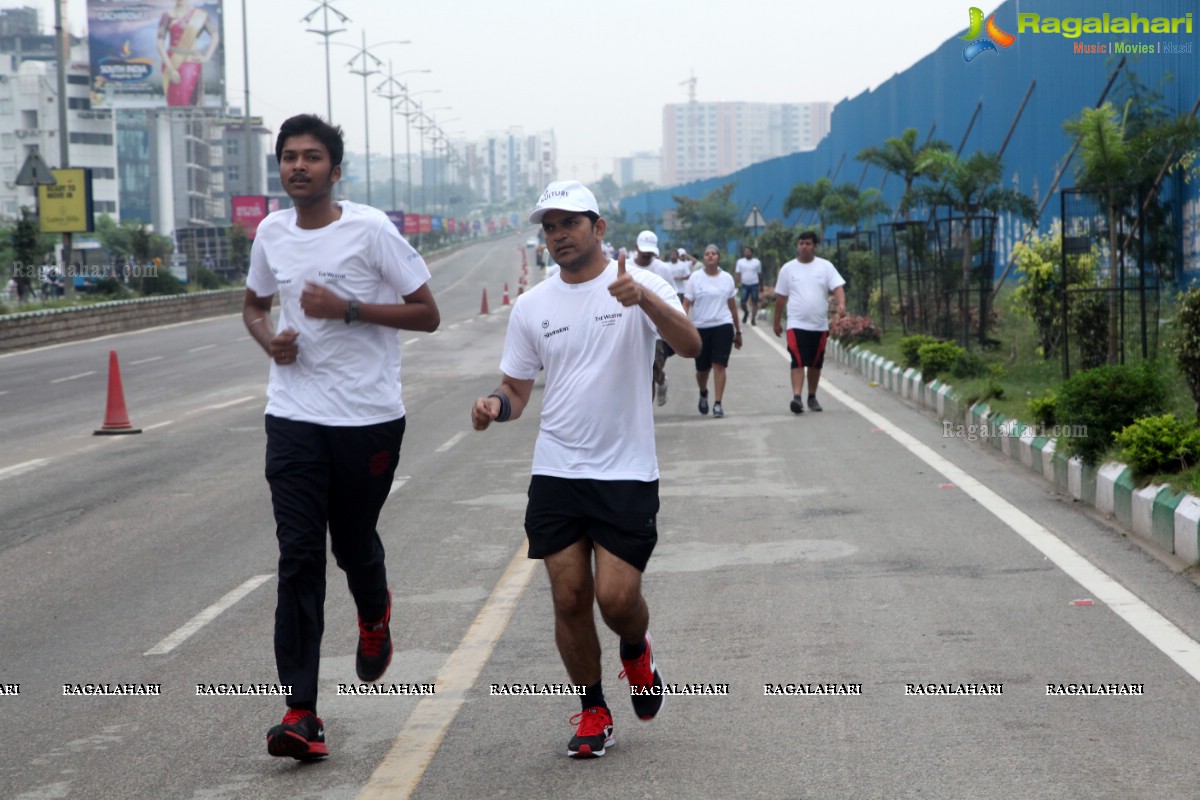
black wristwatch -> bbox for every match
[344,299,360,324]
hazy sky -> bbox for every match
[12,0,994,183]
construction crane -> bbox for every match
[679,71,697,103]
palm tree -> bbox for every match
[856,128,952,221]
[822,187,891,231]
[908,150,1036,347]
[1063,101,1200,364]
[783,177,840,233]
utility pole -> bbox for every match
[54,0,72,294]
[342,35,408,207]
[375,64,430,210]
[301,1,349,124]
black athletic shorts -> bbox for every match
[696,323,734,372]
[524,475,659,572]
[786,328,829,370]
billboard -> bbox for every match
[231,195,269,237]
[385,211,405,234]
[88,1,225,109]
[38,169,95,233]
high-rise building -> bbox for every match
[662,101,831,186]
[473,127,556,206]
[0,38,118,223]
[614,152,662,188]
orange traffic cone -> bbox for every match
[94,350,141,435]
[480,288,489,314]
[502,283,510,305]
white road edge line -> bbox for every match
[130,356,164,365]
[188,344,217,353]
[403,337,420,346]
[389,476,410,497]
[144,574,274,656]
[50,371,95,384]
[752,327,1200,683]
[194,395,257,412]
[357,546,537,800]
[0,458,51,481]
[435,431,467,453]
[143,421,174,431]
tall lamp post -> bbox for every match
[428,118,460,212]
[395,90,440,213]
[341,34,409,207]
[418,107,452,211]
[375,66,430,210]
[300,1,349,123]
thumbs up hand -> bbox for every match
[608,252,644,307]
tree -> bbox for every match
[672,183,741,255]
[782,177,839,233]
[908,150,1036,347]
[228,223,251,275]
[822,187,890,231]
[589,174,621,210]
[1063,100,1200,363]
[10,207,50,301]
[856,128,952,221]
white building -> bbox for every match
[614,151,661,188]
[662,101,832,186]
[0,38,118,222]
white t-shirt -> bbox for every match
[735,257,762,286]
[775,257,846,332]
[633,256,674,286]
[246,201,432,425]
[669,260,692,294]
[500,260,681,481]
[684,269,737,329]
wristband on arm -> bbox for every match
[489,392,512,422]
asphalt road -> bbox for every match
[2,234,1199,800]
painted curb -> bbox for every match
[831,339,1198,566]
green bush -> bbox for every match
[195,267,225,290]
[1172,287,1200,419]
[1073,294,1109,370]
[1114,414,1200,479]
[951,349,989,380]
[140,269,186,296]
[93,277,127,297]
[900,334,939,368]
[1027,390,1057,427]
[1056,362,1168,465]
[918,341,964,383]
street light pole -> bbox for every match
[394,90,439,213]
[301,1,349,123]
[343,35,409,207]
[376,66,430,210]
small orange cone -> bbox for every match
[502,283,510,305]
[94,350,141,435]
[480,288,489,314]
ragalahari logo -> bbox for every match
[960,7,1016,61]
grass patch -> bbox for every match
[854,288,1200,491]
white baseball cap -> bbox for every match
[529,180,600,224]
[636,230,660,256]
[677,248,687,256]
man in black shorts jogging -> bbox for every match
[471,180,700,759]
[772,231,846,413]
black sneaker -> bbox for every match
[356,590,392,682]
[807,396,823,412]
[712,401,724,418]
[620,633,665,721]
[267,709,328,760]
[698,394,709,415]
[567,706,614,758]
[742,310,749,324]
[789,396,805,414]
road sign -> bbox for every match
[743,204,767,230]
[15,152,57,186]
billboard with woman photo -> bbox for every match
[88,0,224,109]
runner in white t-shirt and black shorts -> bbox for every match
[471,181,700,760]
[772,231,846,414]
[683,244,742,418]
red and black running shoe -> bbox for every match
[620,632,665,721]
[567,706,614,759]
[356,590,392,683]
[267,709,328,761]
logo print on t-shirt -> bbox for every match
[542,320,549,329]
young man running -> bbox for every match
[471,180,700,758]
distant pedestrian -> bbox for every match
[735,246,763,326]
[632,230,676,406]
[244,113,441,761]
[669,248,693,302]
[772,231,846,413]
[471,180,699,759]
[683,244,741,418]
